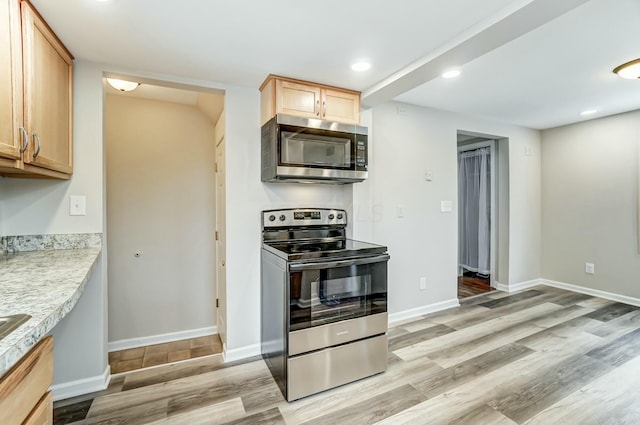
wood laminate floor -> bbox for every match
[54,286,640,425]
[458,274,493,298]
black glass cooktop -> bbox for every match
[264,239,387,261]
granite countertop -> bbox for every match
[0,244,101,376]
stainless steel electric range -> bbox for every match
[260,207,389,401]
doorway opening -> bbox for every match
[104,75,226,373]
[457,131,506,299]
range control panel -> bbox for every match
[263,208,347,228]
[293,211,321,220]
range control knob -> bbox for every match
[328,213,335,220]
[279,214,286,221]
[337,213,343,219]
[268,215,276,222]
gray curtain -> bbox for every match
[458,147,491,275]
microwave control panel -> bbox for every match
[356,136,367,170]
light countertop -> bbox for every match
[0,247,101,376]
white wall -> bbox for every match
[357,102,541,316]
[0,58,545,385]
[0,60,108,396]
[541,110,640,298]
[2,62,351,366]
[50,256,107,394]
[222,85,352,356]
[105,94,217,343]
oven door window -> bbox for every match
[280,131,351,169]
[289,261,387,331]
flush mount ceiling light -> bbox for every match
[613,58,640,79]
[106,78,140,92]
[351,61,371,72]
[580,109,597,116]
[442,69,461,79]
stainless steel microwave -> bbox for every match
[261,114,368,184]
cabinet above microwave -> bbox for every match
[259,75,361,126]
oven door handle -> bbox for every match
[289,254,390,271]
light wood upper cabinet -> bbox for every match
[260,75,360,126]
[0,0,24,163]
[0,0,73,179]
[276,79,321,120]
[322,87,360,125]
[21,0,73,175]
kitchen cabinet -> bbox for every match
[0,0,24,163]
[260,75,360,126]
[0,336,54,425]
[0,0,73,179]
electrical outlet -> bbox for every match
[585,262,595,274]
[419,277,426,290]
[425,169,433,181]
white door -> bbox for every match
[215,137,227,346]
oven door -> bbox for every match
[288,254,388,332]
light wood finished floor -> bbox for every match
[54,286,640,425]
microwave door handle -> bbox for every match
[289,254,390,271]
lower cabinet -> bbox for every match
[23,392,53,425]
[0,336,53,425]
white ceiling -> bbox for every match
[32,0,640,130]
[105,83,224,124]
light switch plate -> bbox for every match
[585,262,595,274]
[70,195,86,216]
[440,200,453,213]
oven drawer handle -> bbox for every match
[289,254,389,271]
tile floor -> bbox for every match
[108,334,223,374]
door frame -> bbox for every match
[457,136,498,289]
[215,135,227,347]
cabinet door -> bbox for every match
[21,0,73,175]
[275,79,321,120]
[22,392,52,425]
[322,88,360,125]
[0,337,53,425]
[0,0,24,162]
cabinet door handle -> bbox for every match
[19,126,29,153]
[322,100,326,117]
[33,133,41,159]
[316,99,320,116]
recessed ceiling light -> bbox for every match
[351,62,371,72]
[106,78,140,92]
[580,109,597,116]
[442,70,461,79]
[613,58,640,79]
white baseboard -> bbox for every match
[541,279,640,307]
[495,279,542,293]
[51,364,111,402]
[388,298,460,325]
[108,326,218,352]
[222,342,261,363]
